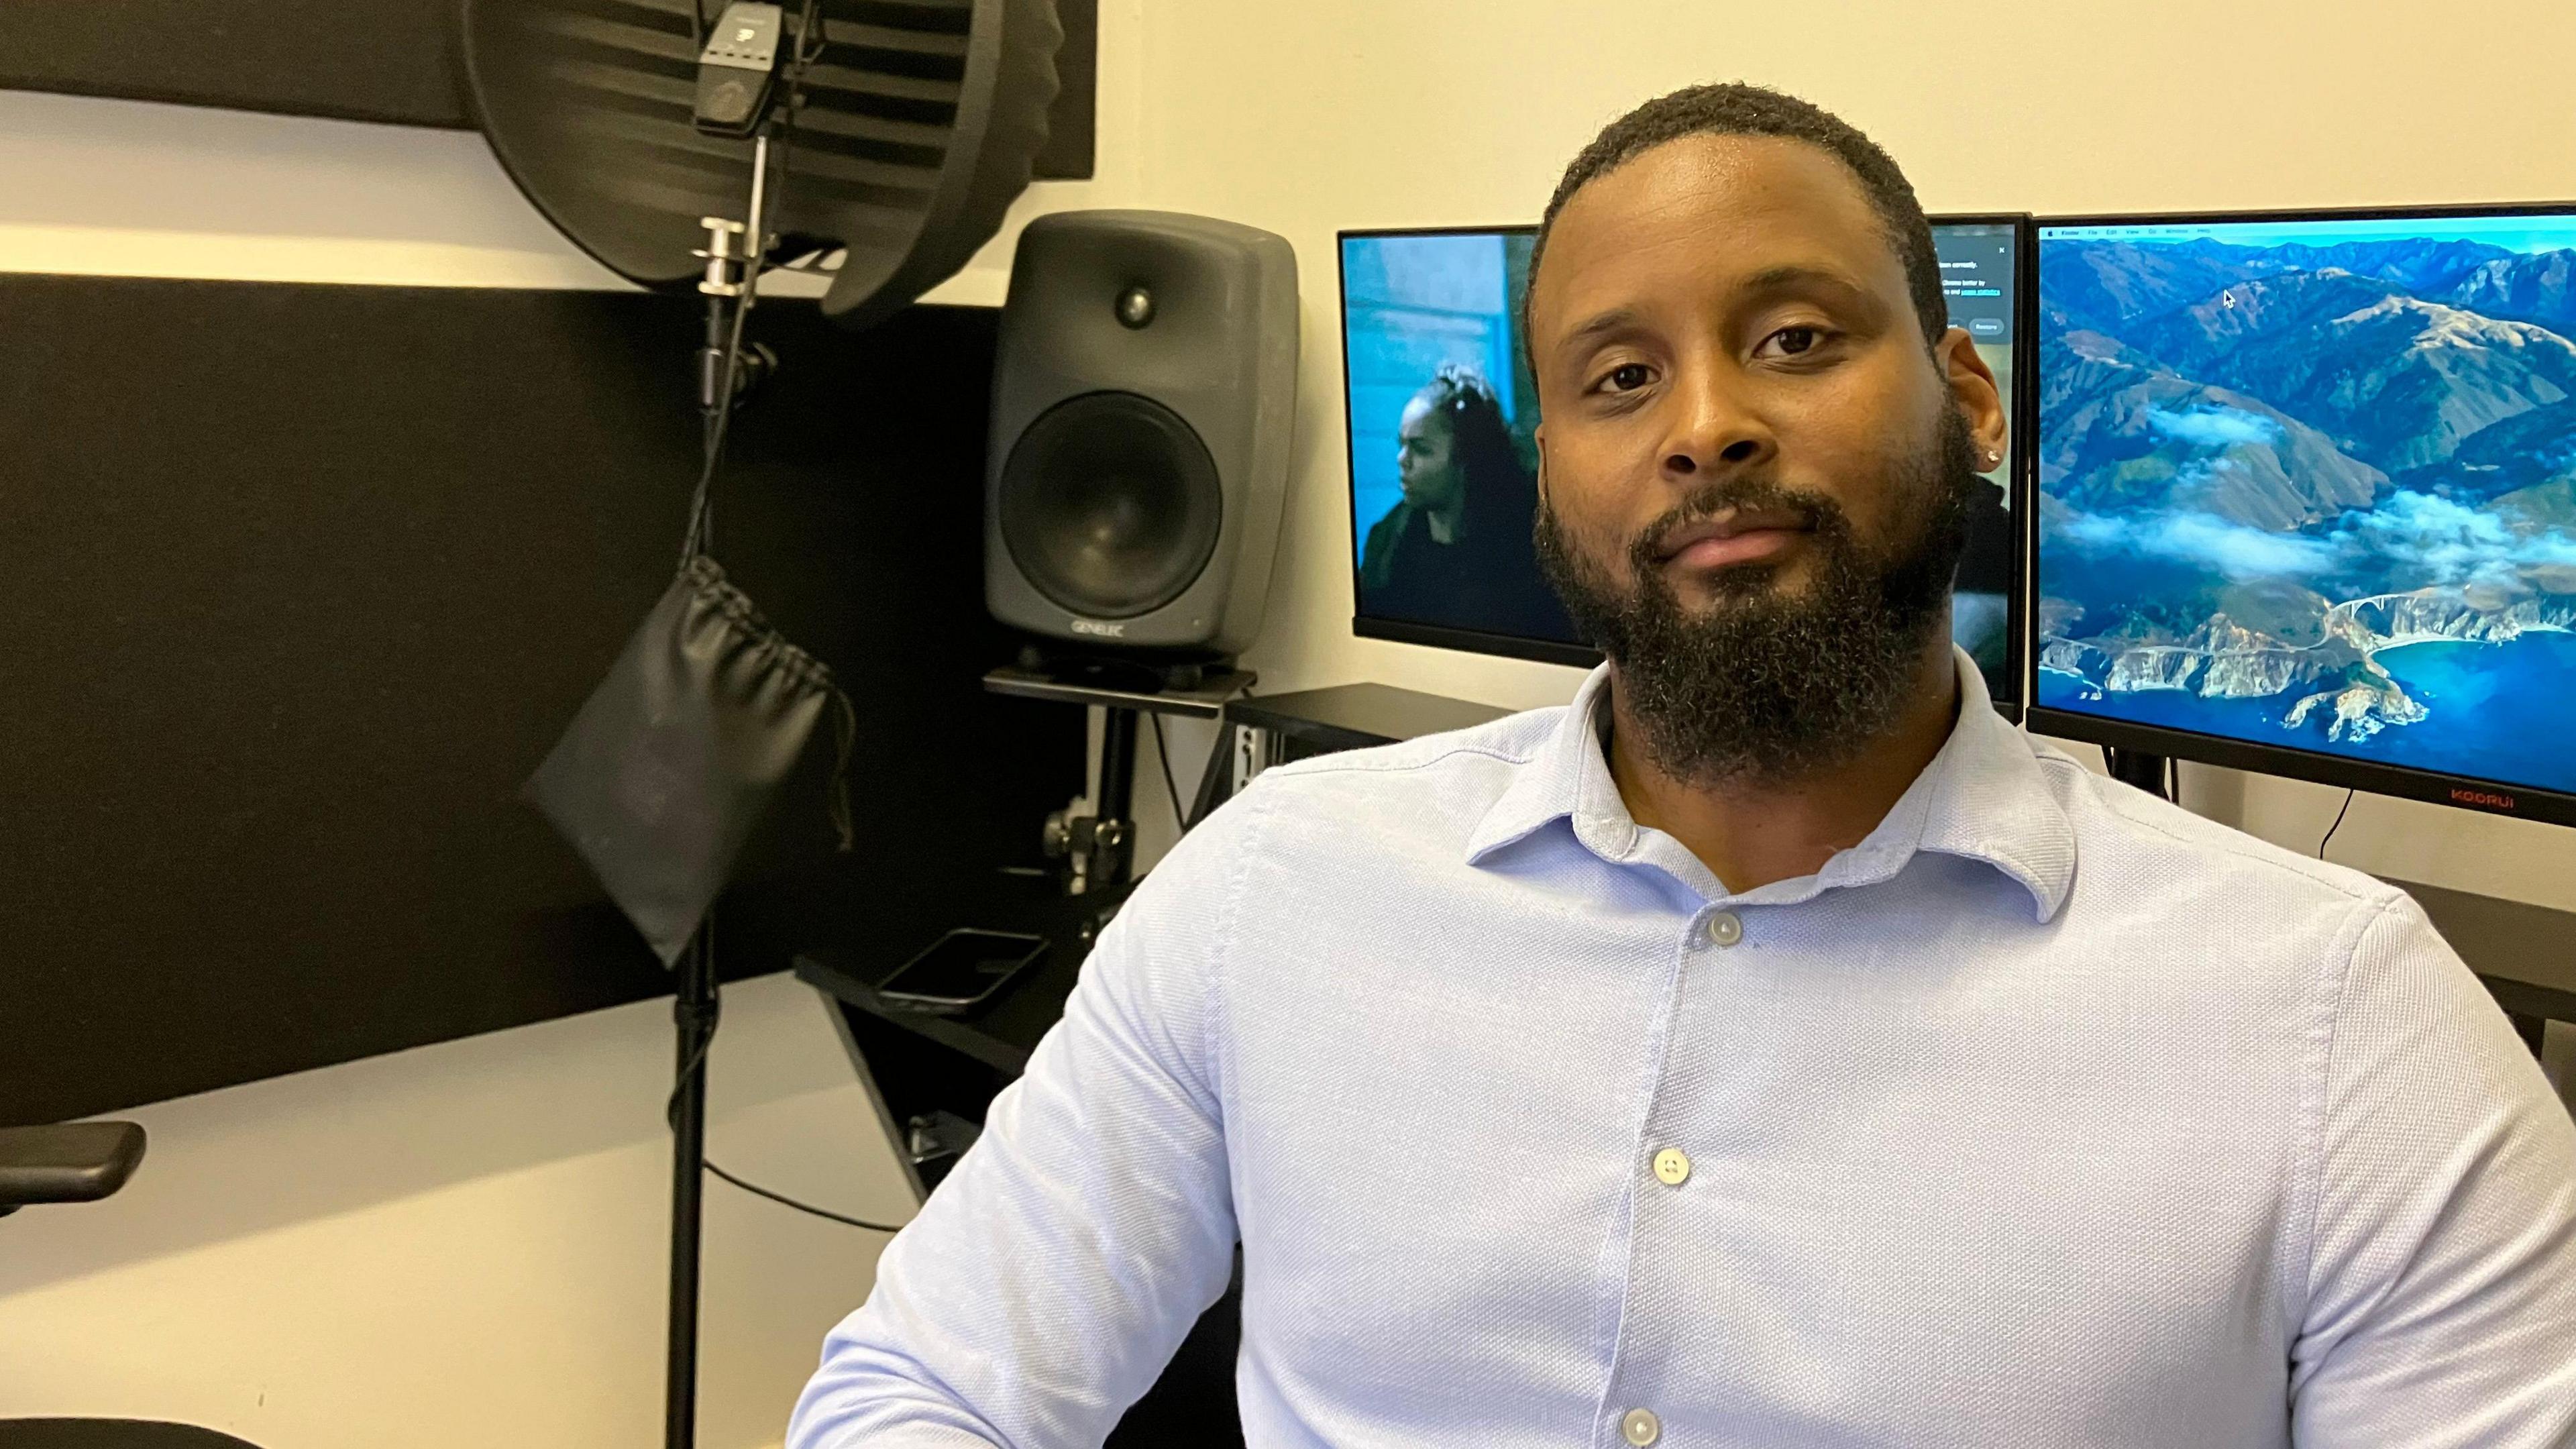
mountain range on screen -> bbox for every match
[2037,225,2576,769]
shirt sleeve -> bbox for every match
[2290,890,2576,1447]
[785,796,1254,1449]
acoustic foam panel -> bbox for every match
[1,274,1083,1124]
[0,0,1095,178]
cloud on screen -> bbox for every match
[2143,405,2282,450]
[2329,490,2576,587]
[2053,488,2576,588]
[2056,508,2336,580]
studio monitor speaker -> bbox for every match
[986,210,1299,655]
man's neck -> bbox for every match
[1603,638,1962,895]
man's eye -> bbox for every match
[1597,362,1654,393]
[1760,325,1832,358]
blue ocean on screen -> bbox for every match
[2039,632,2576,795]
[2036,212,2576,799]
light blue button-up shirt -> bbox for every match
[792,656,2576,1448]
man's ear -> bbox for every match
[1933,325,2008,467]
[1533,424,1550,506]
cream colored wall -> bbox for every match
[9,3,2574,1442]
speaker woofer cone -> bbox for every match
[998,390,1224,621]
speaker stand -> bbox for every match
[1088,706,1141,887]
[983,657,1256,889]
[1011,642,1236,696]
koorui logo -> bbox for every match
[1069,619,1126,637]
[2450,787,2517,811]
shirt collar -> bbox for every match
[1464,647,2076,922]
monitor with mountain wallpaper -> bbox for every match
[2032,205,2576,825]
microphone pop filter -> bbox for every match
[460,0,1062,330]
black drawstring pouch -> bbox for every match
[524,552,853,965]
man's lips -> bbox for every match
[1653,511,1811,570]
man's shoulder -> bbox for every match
[2025,735,2403,928]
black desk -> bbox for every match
[794,872,1240,1446]
[795,873,1124,1195]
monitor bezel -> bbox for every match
[1334,214,2037,722]
[2028,199,2576,827]
[1929,211,2040,724]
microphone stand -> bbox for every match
[665,126,773,1449]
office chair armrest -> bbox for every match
[0,1122,147,1214]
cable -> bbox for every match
[706,1158,906,1234]
[1148,714,1189,835]
[663,934,909,1235]
[2318,788,2356,859]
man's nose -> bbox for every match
[1658,366,1775,481]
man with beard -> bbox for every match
[793,85,2576,1449]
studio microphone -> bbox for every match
[694,2,786,138]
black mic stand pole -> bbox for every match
[666,922,719,1449]
[665,125,773,1449]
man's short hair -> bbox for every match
[1525,83,1949,363]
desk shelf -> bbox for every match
[982,663,1252,718]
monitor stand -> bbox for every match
[2103,747,2173,801]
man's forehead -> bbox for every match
[1532,133,1894,327]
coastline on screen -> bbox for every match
[2036,209,2576,801]
[1337,222,2026,706]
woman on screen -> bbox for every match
[1358,364,1574,641]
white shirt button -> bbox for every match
[1652,1147,1692,1186]
[1621,1407,1662,1445]
[1704,910,1743,947]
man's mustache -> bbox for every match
[1627,481,1843,570]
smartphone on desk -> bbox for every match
[875,929,1049,1014]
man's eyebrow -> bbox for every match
[1553,306,1646,358]
[1549,265,1883,360]
[1737,262,1875,301]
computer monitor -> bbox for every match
[1336,216,2034,718]
[2031,203,2576,826]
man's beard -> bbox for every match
[1534,409,1981,788]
